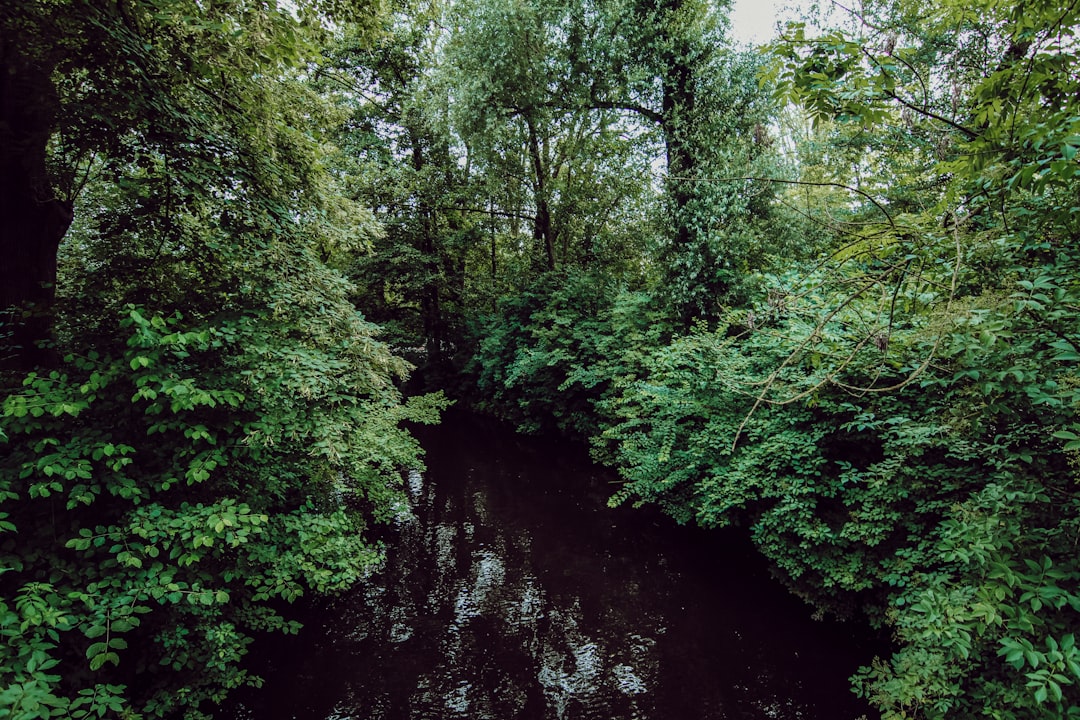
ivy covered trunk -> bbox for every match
[0,39,71,370]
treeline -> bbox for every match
[2,0,1079,718]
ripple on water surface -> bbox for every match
[225,414,880,720]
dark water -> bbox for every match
[225,414,879,720]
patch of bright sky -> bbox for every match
[728,0,808,47]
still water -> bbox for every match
[226,414,879,720]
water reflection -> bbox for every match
[226,415,877,720]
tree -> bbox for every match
[1,2,448,717]
[1,3,76,369]
[315,12,471,361]
[739,1,1080,716]
[0,0,381,370]
[572,0,786,317]
[439,0,617,272]
[457,0,1080,716]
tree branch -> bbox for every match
[585,91,663,125]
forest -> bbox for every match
[1,0,1078,718]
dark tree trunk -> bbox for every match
[525,118,556,271]
[409,128,443,362]
[0,37,72,371]
[420,221,442,362]
[489,199,497,280]
[661,26,696,250]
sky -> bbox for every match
[728,0,803,46]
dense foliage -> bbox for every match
[1,1,445,717]
[4,0,1079,717]
[458,0,1080,719]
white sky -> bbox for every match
[728,0,804,46]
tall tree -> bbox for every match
[1,5,76,369]
[1,3,448,717]
[435,0,658,280]
[441,0,579,271]
[559,0,787,316]
[316,12,470,361]
[0,0,380,369]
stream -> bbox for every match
[225,413,879,719]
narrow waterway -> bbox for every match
[226,414,879,720]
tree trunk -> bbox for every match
[409,129,444,363]
[661,28,696,250]
[0,37,71,371]
[525,118,556,270]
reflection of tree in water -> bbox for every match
[226,418,874,720]
[358,461,662,720]
[536,603,658,720]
